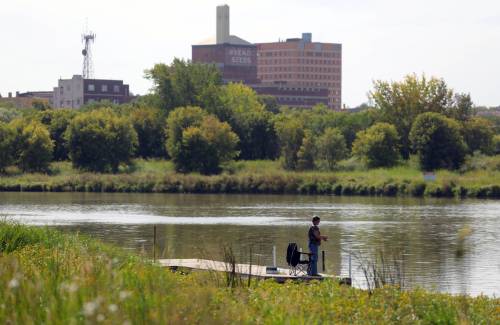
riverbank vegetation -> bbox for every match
[1,222,498,324]
[0,157,499,197]
[1,61,499,195]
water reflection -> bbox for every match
[0,192,499,296]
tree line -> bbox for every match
[0,60,498,175]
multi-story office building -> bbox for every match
[192,5,342,109]
[52,75,132,109]
[256,34,342,109]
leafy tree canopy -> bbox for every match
[353,122,400,168]
[145,58,222,112]
[410,112,467,170]
[371,74,474,158]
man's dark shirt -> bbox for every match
[308,225,321,246]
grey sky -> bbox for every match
[1,0,499,107]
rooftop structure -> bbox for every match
[52,75,132,109]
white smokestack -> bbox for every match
[216,5,230,44]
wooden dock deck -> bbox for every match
[157,259,350,284]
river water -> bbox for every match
[0,192,499,296]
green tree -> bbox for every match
[0,122,15,172]
[462,117,495,155]
[144,59,222,112]
[36,109,76,161]
[353,123,400,168]
[493,135,500,155]
[0,107,22,123]
[290,105,378,151]
[130,107,166,158]
[371,74,470,159]
[410,112,467,170]
[297,130,316,170]
[66,110,138,172]
[275,118,304,170]
[176,116,239,174]
[32,99,51,110]
[219,83,279,160]
[258,95,280,114]
[17,121,54,172]
[450,93,475,122]
[316,127,347,170]
[165,106,208,166]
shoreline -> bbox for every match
[1,159,498,198]
[1,173,499,198]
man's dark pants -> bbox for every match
[308,242,319,275]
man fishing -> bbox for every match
[308,215,328,276]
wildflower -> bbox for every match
[67,282,79,293]
[83,301,98,316]
[108,304,118,313]
[62,282,79,293]
[119,290,132,301]
[8,278,19,289]
[97,314,105,322]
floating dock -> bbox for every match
[157,258,351,284]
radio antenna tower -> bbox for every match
[82,24,96,79]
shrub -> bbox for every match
[410,112,467,170]
[0,122,15,172]
[275,118,304,170]
[66,110,138,172]
[130,107,166,158]
[315,127,347,170]
[297,130,316,170]
[165,106,208,168]
[219,83,279,160]
[462,117,495,155]
[36,109,76,161]
[176,115,239,174]
[352,123,400,168]
[0,107,22,123]
[17,121,54,172]
[494,135,500,155]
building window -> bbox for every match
[101,85,108,92]
[88,84,95,91]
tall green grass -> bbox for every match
[0,222,498,324]
[0,158,499,197]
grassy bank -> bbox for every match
[0,158,499,198]
[1,222,498,324]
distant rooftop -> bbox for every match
[196,35,252,46]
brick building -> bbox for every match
[192,5,258,84]
[52,75,132,109]
[192,43,258,84]
[256,33,342,109]
[192,5,342,109]
[0,91,52,108]
[251,82,329,108]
